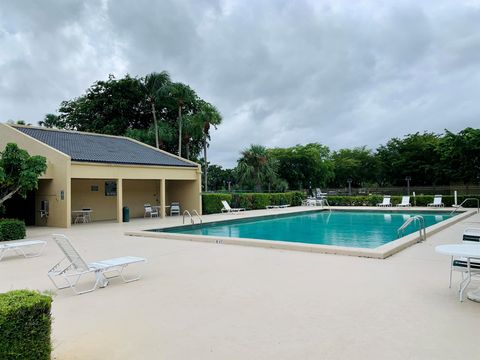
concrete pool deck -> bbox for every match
[1,206,480,359]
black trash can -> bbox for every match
[122,206,130,222]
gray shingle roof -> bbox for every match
[15,127,197,168]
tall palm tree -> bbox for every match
[163,82,196,157]
[193,101,222,191]
[144,72,171,148]
[237,145,276,192]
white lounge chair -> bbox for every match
[266,204,290,209]
[144,204,159,217]
[0,239,46,261]
[48,234,146,295]
[221,200,245,213]
[376,195,391,207]
[448,228,480,300]
[396,196,411,207]
[428,195,444,207]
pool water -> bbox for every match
[153,211,453,249]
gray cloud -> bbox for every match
[1,0,480,167]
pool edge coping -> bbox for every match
[125,208,476,259]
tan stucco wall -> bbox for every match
[123,180,159,218]
[166,179,201,215]
[71,179,118,221]
[0,124,71,227]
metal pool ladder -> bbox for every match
[449,198,480,215]
[397,215,426,241]
[183,210,203,224]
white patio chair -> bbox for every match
[144,204,159,217]
[396,196,411,207]
[428,195,444,207]
[170,202,180,216]
[376,195,391,207]
[221,200,245,213]
[449,228,480,293]
[48,234,146,295]
[0,239,46,261]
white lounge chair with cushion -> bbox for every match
[428,195,444,207]
[221,200,245,213]
[449,228,480,294]
[396,196,411,207]
[376,195,391,207]
[144,204,159,217]
[48,234,146,295]
[0,239,46,261]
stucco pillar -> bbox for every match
[160,178,166,218]
[117,178,123,223]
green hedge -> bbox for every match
[0,290,52,360]
[0,219,26,242]
[326,195,480,207]
[202,191,306,214]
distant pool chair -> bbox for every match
[428,195,444,207]
[221,200,245,213]
[376,195,391,207]
[0,239,47,261]
[170,202,181,216]
[396,196,411,207]
[449,228,480,294]
[144,204,159,218]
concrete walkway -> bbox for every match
[1,208,479,359]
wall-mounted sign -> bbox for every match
[91,185,99,192]
[60,190,64,200]
[105,181,117,196]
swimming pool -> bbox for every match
[150,210,455,249]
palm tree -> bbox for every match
[237,145,276,192]
[144,72,171,148]
[193,101,222,191]
[163,82,196,157]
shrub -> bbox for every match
[202,191,307,214]
[0,219,26,242]
[0,290,52,360]
[202,193,232,214]
[323,194,480,207]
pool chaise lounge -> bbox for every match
[221,200,246,213]
[266,204,290,209]
[48,234,147,295]
[376,195,391,207]
[428,195,444,207]
[449,228,480,293]
[0,239,46,261]
[396,196,411,207]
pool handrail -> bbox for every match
[450,198,480,215]
[397,215,426,241]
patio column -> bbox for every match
[117,178,123,223]
[160,178,166,218]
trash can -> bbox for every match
[122,206,129,222]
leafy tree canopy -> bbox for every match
[0,143,47,206]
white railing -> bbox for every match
[192,209,203,224]
[397,215,426,241]
[183,210,194,224]
[450,198,480,215]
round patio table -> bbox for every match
[436,244,480,302]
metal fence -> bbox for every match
[323,185,480,196]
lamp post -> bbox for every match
[405,176,411,196]
[347,178,352,196]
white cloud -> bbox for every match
[1,0,480,167]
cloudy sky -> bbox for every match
[1,0,480,167]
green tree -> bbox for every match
[143,71,171,148]
[162,82,196,157]
[330,147,379,187]
[0,144,47,206]
[38,114,61,128]
[191,101,222,191]
[437,128,480,184]
[237,145,278,191]
[376,132,442,186]
[269,143,333,190]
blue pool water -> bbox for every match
[152,211,454,249]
